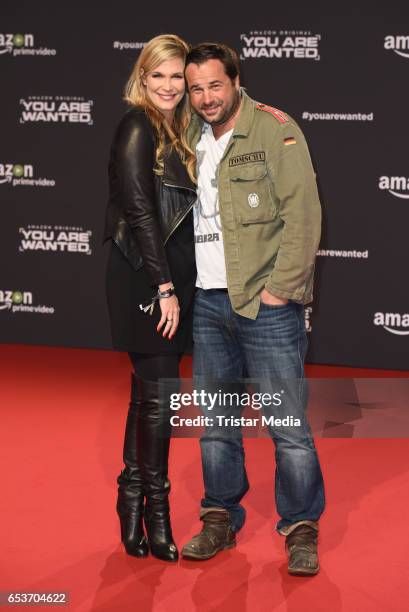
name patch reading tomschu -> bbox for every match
[229,151,266,167]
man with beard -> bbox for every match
[182,43,325,575]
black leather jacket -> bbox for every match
[104,107,196,285]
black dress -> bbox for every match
[104,109,196,354]
[106,210,195,354]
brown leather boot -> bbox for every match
[285,522,319,576]
[181,509,236,560]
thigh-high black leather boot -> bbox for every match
[116,373,149,557]
[136,378,178,562]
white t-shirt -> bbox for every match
[194,123,233,289]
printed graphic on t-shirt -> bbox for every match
[194,125,233,289]
[194,150,222,233]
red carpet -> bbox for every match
[1,345,409,611]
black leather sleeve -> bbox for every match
[113,110,171,286]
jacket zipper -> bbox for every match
[163,182,196,244]
[163,181,196,193]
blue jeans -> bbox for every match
[193,288,325,533]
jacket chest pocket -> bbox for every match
[229,163,276,224]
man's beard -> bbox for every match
[200,89,241,126]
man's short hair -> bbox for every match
[185,42,240,81]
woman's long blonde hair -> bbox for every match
[124,34,195,183]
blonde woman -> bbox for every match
[104,34,196,562]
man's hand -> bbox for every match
[260,289,289,306]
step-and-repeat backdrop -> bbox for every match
[1,3,408,369]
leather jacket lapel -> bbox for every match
[163,146,195,191]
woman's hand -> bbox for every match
[157,283,180,339]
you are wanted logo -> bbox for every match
[0,163,55,187]
[19,96,93,125]
[384,35,409,58]
[0,289,54,315]
[240,30,320,59]
[379,176,409,199]
[19,225,92,254]
[0,33,56,56]
[374,312,409,336]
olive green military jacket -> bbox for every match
[188,89,322,320]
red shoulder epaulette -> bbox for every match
[256,103,288,124]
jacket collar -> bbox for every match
[188,88,255,146]
[162,144,195,191]
[231,89,255,137]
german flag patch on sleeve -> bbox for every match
[284,137,297,146]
